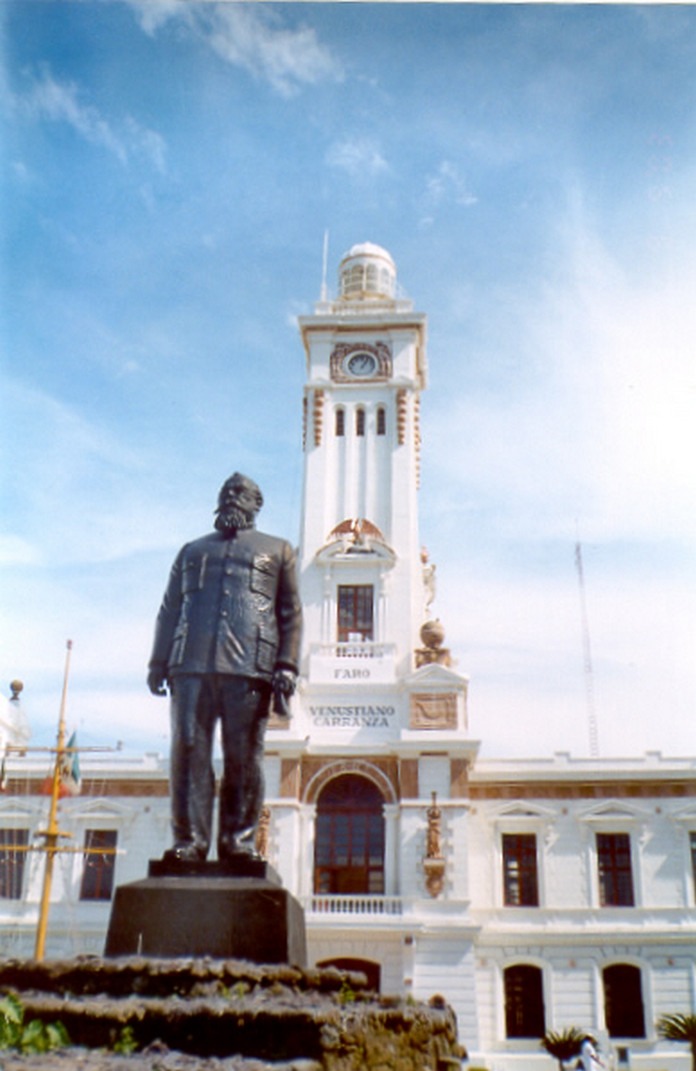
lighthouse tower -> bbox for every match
[297,242,428,681]
[265,244,479,1037]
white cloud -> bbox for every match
[17,69,167,171]
[124,116,167,174]
[205,6,339,95]
[426,213,696,548]
[128,0,188,37]
[1,379,188,567]
[11,160,31,182]
[0,536,40,567]
[325,136,388,178]
[423,160,478,215]
[21,70,127,161]
[429,549,696,759]
[128,2,340,96]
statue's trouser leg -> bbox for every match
[169,675,216,857]
[217,677,270,858]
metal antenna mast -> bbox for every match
[320,230,329,302]
[575,540,600,758]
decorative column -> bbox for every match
[383,803,400,897]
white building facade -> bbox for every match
[2,245,696,1071]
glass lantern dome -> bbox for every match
[338,243,396,302]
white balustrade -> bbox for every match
[305,894,403,916]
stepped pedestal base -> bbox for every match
[104,856,306,965]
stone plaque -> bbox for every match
[410,692,458,729]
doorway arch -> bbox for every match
[313,774,386,895]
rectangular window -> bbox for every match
[80,829,118,901]
[597,832,634,906]
[502,833,539,906]
[0,828,29,900]
[337,585,374,642]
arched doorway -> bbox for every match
[314,774,385,894]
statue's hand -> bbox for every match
[147,664,168,697]
[272,667,297,696]
[271,667,296,718]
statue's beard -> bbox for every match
[215,504,255,535]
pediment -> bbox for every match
[492,801,556,821]
[315,518,396,567]
[672,803,696,824]
[65,798,134,820]
[315,540,396,567]
[0,798,39,820]
[404,662,468,688]
[579,800,648,822]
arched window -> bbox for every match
[314,775,385,895]
[603,964,645,1038]
[504,965,545,1038]
[335,407,345,436]
[376,406,386,436]
[356,407,366,436]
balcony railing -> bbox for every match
[306,895,403,916]
[315,642,395,660]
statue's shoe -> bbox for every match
[162,843,206,863]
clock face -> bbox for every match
[330,341,391,382]
[345,351,378,377]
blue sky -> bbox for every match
[1,2,695,759]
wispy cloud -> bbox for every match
[128,0,184,36]
[16,68,167,171]
[426,207,696,547]
[129,2,341,96]
[420,160,477,225]
[1,379,180,567]
[325,136,388,178]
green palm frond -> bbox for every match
[657,1015,696,1044]
[541,1028,586,1062]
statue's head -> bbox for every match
[214,472,263,535]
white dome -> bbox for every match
[338,242,396,302]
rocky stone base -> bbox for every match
[0,957,463,1071]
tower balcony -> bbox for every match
[308,642,397,685]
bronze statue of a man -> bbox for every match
[148,473,302,863]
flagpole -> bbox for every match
[34,639,72,961]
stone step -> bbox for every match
[0,957,462,1070]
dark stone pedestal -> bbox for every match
[104,856,306,965]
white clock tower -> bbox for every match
[297,242,433,685]
[264,244,479,1031]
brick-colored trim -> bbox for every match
[400,759,419,799]
[301,756,399,805]
[15,778,169,798]
[469,779,696,800]
[450,759,470,799]
[279,759,301,799]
